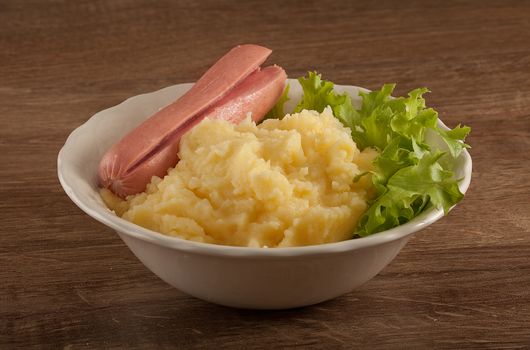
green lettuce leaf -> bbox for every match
[295,72,341,112]
[357,151,464,236]
[437,124,471,158]
[293,72,358,130]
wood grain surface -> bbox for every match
[1,0,530,348]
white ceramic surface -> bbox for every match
[58,80,472,309]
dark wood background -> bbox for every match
[1,0,529,348]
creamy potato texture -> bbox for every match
[102,108,378,247]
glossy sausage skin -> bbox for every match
[204,65,287,123]
[98,45,286,198]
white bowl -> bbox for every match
[58,80,472,309]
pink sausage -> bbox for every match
[99,45,286,198]
[204,65,286,123]
[99,44,271,197]
[103,66,286,198]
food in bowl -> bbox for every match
[98,45,471,247]
[101,108,378,247]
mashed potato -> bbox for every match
[102,108,378,247]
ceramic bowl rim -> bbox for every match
[57,81,472,259]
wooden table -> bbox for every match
[2,0,529,348]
